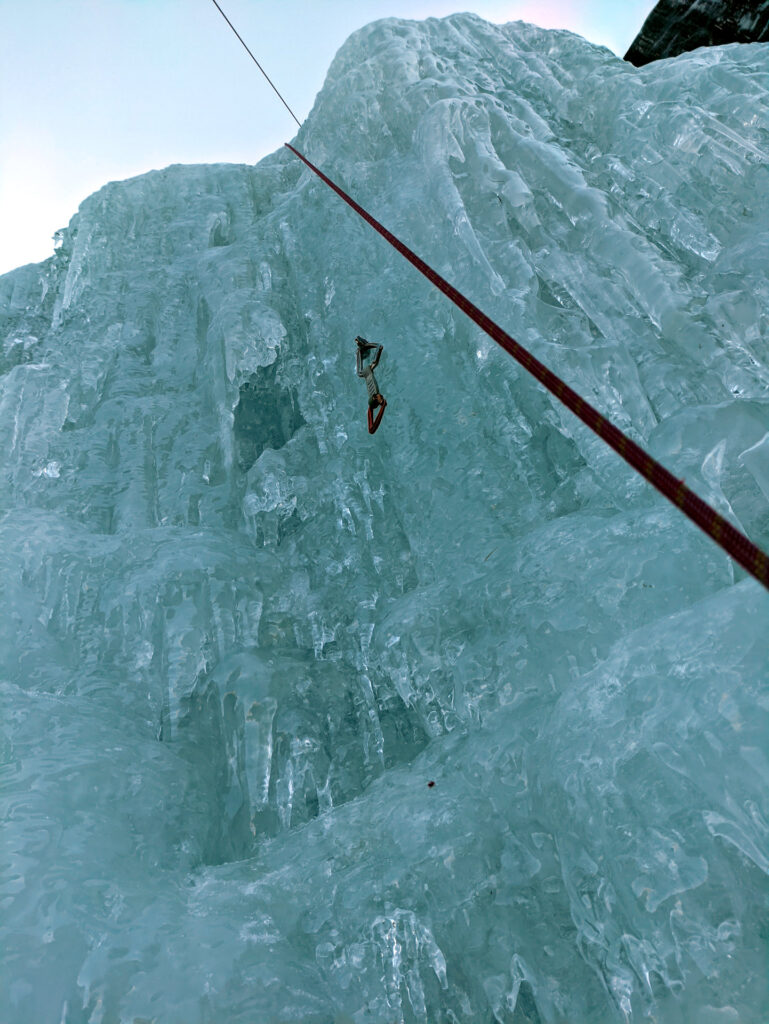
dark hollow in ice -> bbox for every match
[233,363,305,472]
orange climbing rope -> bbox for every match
[285,145,769,590]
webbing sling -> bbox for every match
[286,143,769,590]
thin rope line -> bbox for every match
[208,0,302,128]
[285,143,769,590]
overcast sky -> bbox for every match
[0,0,656,276]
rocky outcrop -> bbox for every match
[625,0,769,65]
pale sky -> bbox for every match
[0,0,656,276]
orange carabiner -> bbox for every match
[368,396,387,434]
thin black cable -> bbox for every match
[208,0,302,128]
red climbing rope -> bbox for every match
[285,143,769,590]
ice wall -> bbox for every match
[1,14,767,1024]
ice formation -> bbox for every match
[1,15,767,1024]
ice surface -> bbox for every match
[1,15,768,1024]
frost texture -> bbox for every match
[1,15,768,1024]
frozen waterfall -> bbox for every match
[1,14,767,1024]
